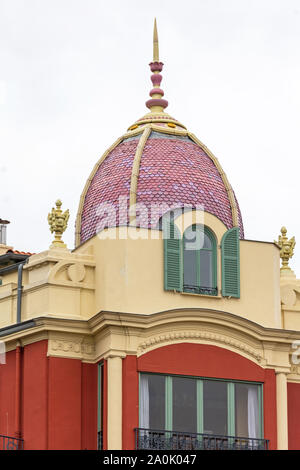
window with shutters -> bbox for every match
[163,219,182,292]
[221,227,240,298]
[164,221,240,298]
[183,225,217,296]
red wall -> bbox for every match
[48,356,82,449]
[122,355,139,450]
[22,340,48,449]
[48,356,97,449]
[288,383,300,450]
[122,343,277,450]
[0,349,16,438]
[0,341,280,449]
[81,362,98,450]
[0,341,98,450]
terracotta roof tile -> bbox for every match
[6,250,34,256]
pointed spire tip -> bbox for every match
[153,18,159,62]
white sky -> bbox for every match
[1,0,300,274]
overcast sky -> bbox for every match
[1,0,300,274]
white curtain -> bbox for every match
[140,375,150,429]
[248,386,259,439]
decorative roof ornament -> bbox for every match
[153,17,159,62]
[145,18,168,113]
[48,199,70,249]
[77,20,244,246]
[275,227,296,276]
[128,19,186,130]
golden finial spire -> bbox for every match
[145,19,168,113]
[128,18,187,130]
[48,199,70,249]
[275,226,296,277]
[153,18,159,62]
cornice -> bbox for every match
[1,308,299,369]
[88,308,300,343]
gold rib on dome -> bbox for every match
[129,126,152,224]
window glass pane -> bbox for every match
[203,380,227,435]
[202,232,212,249]
[140,374,165,430]
[200,250,213,288]
[183,227,197,288]
[172,377,197,433]
[184,226,204,251]
[235,383,260,438]
[183,248,197,288]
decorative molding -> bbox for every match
[281,285,297,307]
[290,364,300,375]
[48,260,94,289]
[67,263,86,283]
[48,337,95,360]
[137,329,263,363]
[281,284,300,308]
[149,123,188,135]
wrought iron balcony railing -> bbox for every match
[183,285,218,296]
[135,428,269,451]
[0,434,24,450]
[97,431,103,450]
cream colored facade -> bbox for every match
[0,211,283,328]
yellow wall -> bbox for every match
[75,211,281,329]
[0,247,95,327]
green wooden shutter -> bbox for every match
[221,227,240,298]
[163,220,182,292]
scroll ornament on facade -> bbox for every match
[48,199,70,248]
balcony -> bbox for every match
[0,434,24,450]
[135,428,269,450]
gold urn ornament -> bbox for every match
[48,199,70,248]
[275,226,296,276]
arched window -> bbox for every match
[183,225,217,296]
[164,221,240,298]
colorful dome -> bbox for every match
[75,21,244,246]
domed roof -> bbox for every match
[75,21,244,246]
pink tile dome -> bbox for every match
[77,130,244,245]
[76,21,244,246]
